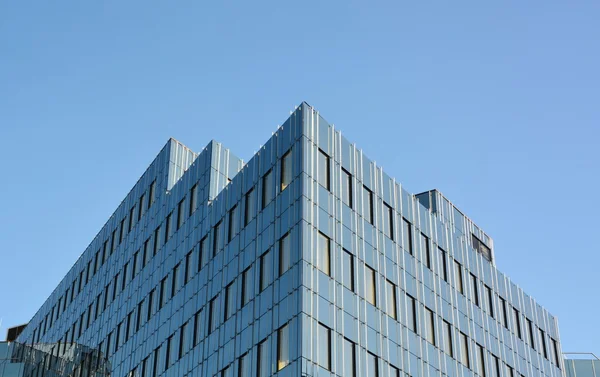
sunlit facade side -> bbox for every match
[16,102,563,377]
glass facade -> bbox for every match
[14,103,564,377]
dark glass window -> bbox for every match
[485,285,494,317]
[403,218,413,254]
[407,294,417,333]
[367,352,378,377]
[189,184,198,216]
[213,220,223,256]
[426,308,436,345]
[241,267,252,306]
[260,249,272,292]
[383,202,393,239]
[138,193,146,220]
[281,150,292,191]
[277,323,290,371]
[386,280,397,319]
[279,233,291,276]
[478,344,486,377]
[460,332,470,368]
[343,338,356,377]
[148,180,156,209]
[316,232,331,275]
[363,186,374,224]
[444,320,453,357]
[366,265,376,306]
[244,188,255,226]
[228,205,238,242]
[439,247,448,282]
[261,169,274,209]
[342,249,355,292]
[454,261,464,294]
[317,323,331,370]
[341,168,352,208]
[317,149,330,190]
[177,198,185,230]
[470,273,479,306]
[224,283,235,321]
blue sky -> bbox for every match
[1,1,599,355]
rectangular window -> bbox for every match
[552,338,561,367]
[318,149,330,190]
[178,322,187,360]
[153,226,162,255]
[341,168,352,208]
[120,218,126,243]
[506,364,515,377]
[122,262,129,290]
[363,186,374,224]
[279,232,291,276]
[143,239,151,266]
[102,240,109,264]
[342,249,355,292]
[455,261,464,294]
[139,193,146,220]
[440,247,448,282]
[241,267,252,306]
[165,213,172,241]
[460,332,470,368]
[222,366,232,377]
[426,308,436,345]
[366,265,377,306]
[261,169,274,209]
[493,355,501,377]
[367,352,379,377]
[383,202,393,239]
[177,198,185,230]
[224,283,235,321]
[228,205,238,242]
[165,335,173,370]
[422,233,431,269]
[129,205,136,232]
[258,340,269,377]
[281,150,292,191]
[213,221,223,256]
[343,338,356,377]
[193,310,202,346]
[111,229,118,254]
[198,236,208,271]
[478,344,486,377]
[152,347,159,377]
[513,308,522,339]
[444,320,453,357]
[527,318,535,349]
[209,297,218,334]
[244,188,255,226]
[171,263,180,297]
[184,250,192,283]
[136,301,143,331]
[486,285,494,318]
[148,180,156,209]
[277,323,290,371]
[403,218,413,254]
[500,297,509,328]
[189,184,197,216]
[471,273,479,306]
[316,232,331,275]
[260,249,272,291]
[239,352,250,377]
[407,294,417,333]
[147,289,155,321]
[386,280,397,320]
[159,277,167,309]
[389,366,400,377]
[317,323,331,370]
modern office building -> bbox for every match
[563,354,600,377]
[14,102,565,377]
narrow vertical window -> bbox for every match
[279,232,291,276]
[363,186,374,224]
[386,280,397,319]
[552,338,561,367]
[403,218,413,254]
[513,308,522,339]
[184,250,192,283]
[129,205,136,232]
[152,347,159,377]
[148,180,156,209]
[239,352,250,377]
[316,232,331,275]
[261,169,273,209]
[440,247,448,282]
[277,323,290,371]
[147,289,155,321]
[159,278,167,309]
[421,233,431,269]
[165,213,172,241]
[500,297,509,328]
[444,320,453,357]
[193,309,202,346]
[527,318,535,349]
[178,322,187,360]
[343,338,356,377]
[122,262,129,290]
[454,261,464,294]
[165,335,173,370]
[259,249,272,291]
[208,297,218,334]
[258,340,268,377]
[407,294,417,333]
[198,236,208,271]
[139,193,146,220]
[241,267,252,306]
[366,265,377,306]
[177,198,185,230]
[478,344,486,377]
[281,150,292,191]
[228,205,238,243]
[485,285,494,318]
[341,168,353,208]
[224,282,235,321]
[171,263,180,297]
[342,249,355,292]
[120,218,126,243]
[244,188,255,226]
[317,323,332,370]
[111,229,118,254]
[189,183,197,216]
[460,332,470,368]
[470,273,479,306]
[213,221,223,256]
[318,149,330,190]
[367,352,379,377]
[426,308,436,345]
[384,202,394,239]
[153,226,162,255]
[493,355,501,377]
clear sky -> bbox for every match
[1,1,599,356]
